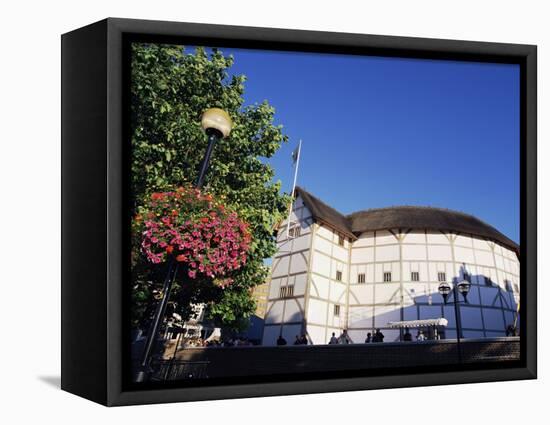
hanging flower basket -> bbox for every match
[135,186,252,288]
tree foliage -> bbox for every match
[130,43,289,331]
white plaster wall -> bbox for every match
[376,244,400,262]
[307,324,327,345]
[289,252,308,274]
[283,298,304,322]
[265,300,284,324]
[350,247,374,264]
[348,305,374,327]
[265,194,312,336]
[402,244,427,261]
[312,252,331,277]
[345,231,519,340]
[329,281,347,303]
[291,273,308,296]
[307,298,328,326]
[271,256,289,278]
[376,230,398,245]
[348,284,373,305]
[269,218,520,343]
[311,274,330,299]
[316,225,334,240]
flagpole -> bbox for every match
[286,140,302,239]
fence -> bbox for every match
[167,337,520,379]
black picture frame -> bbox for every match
[61,17,537,406]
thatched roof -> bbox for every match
[295,187,355,239]
[294,186,519,253]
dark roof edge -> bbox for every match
[294,187,356,239]
[294,186,519,253]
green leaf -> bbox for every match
[129,42,290,330]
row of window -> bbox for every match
[351,271,515,291]
[287,223,349,248]
[277,275,517,299]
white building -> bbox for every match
[262,187,520,345]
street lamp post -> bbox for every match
[438,279,471,364]
[135,108,232,383]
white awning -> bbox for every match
[387,318,448,328]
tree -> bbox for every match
[130,43,289,331]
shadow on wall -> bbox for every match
[348,265,519,343]
[260,310,308,345]
[243,314,264,342]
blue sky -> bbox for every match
[203,47,520,242]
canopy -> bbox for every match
[387,318,448,328]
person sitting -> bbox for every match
[416,330,426,341]
[365,333,372,343]
[329,332,338,344]
[299,334,308,345]
[276,335,287,346]
[403,328,412,341]
[293,335,302,345]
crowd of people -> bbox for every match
[276,334,309,345]
[276,328,388,346]
[179,327,436,349]
[275,328,433,346]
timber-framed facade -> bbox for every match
[262,187,520,345]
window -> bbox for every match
[333,304,341,316]
[437,272,446,282]
[338,234,345,246]
[357,273,366,284]
[411,272,419,282]
[513,283,519,293]
[288,225,301,238]
[335,270,343,281]
[383,272,392,282]
[504,280,513,292]
[484,276,492,286]
[279,285,294,298]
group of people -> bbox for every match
[328,329,354,344]
[327,328,386,344]
[276,334,309,345]
[195,328,438,347]
[402,328,427,341]
[363,329,385,343]
[276,329,391,346]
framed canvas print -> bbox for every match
[61,18,537,406]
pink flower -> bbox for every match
[138,186,252,286]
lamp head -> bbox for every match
[201,108,232,138]
[457,280,471,302]
[438,281,452,304]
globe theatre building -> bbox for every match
[262,187,520,346]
